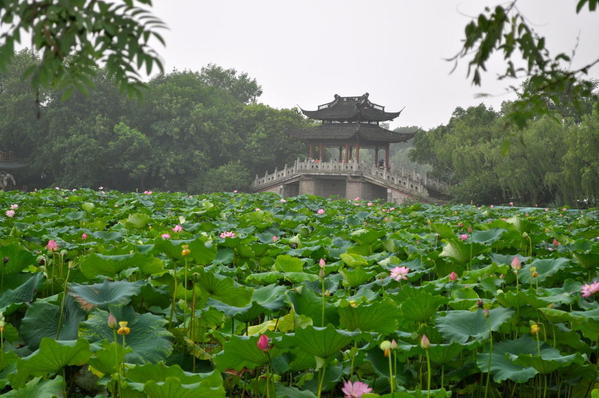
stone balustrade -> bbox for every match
[252,159,449,198]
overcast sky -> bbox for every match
[151,1,599,129]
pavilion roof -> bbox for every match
[300,93,402,122]
[290,122,415,144]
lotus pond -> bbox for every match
[0,189,598,398]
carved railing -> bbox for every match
[252,160,449,197]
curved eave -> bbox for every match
[288,123,415,143]
[301,107,402,122]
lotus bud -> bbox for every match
[511,256,521,271]
[420,334,430,349]
[449,272,458,281]
[107,313,117,329]
[530,323,540,335]
[380,340,392,357]
[257,334,270,352]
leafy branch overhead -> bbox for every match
[0,0,166,96]
[451,0,599,125]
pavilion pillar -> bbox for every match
[319,143,324,162]
[374,146,379,167]
[344,144,349,163]
[385,143,390,171]
[308,144,313,160]
[338,146,343,162]
[356,144,360,163]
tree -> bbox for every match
[0,0,165,95]
[452,1,599,125]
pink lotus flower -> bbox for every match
[256,334,270,352]
[5,210,15,217]
[341,380,372,398]
[172,224,183,232]
[367,202,373,207]
[272,236,279,242]
[509,201,514,206]
[459,233,469,241]
[46,240,59,251]
[511,256,521,271]
[581,281,599,298]
[10,204,18,210]
[233,190,238,193]
[354,196,361,201]
[552,239,560,247]
[390,266,409,281]
[220,231,236,239]
[449,271,458,281]
[280,198,287,203]
[317,209,325,215]
[319,258,326,268]
[81,233,88,240]
[161,233,171,239]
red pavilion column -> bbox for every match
[355,144,360,163]
[308,144,313,160]
[319,144,324,162]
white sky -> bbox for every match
[151,1,599,129]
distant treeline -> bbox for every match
[409,85,599,207]
[1,51,309,193]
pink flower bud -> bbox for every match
[107,313,117,329]
[459,234,469,241]
[257,334,270,352]
[317,208,325,215]
[420,334,430,349]
[449,271,458,281]
[511,256,521,271]
[552,239,560,247]
[46,240,58,251]
[81,233,88,240]
[161,233,171,239]
[319,258,326,268]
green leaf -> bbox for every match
[197,269,253,307]
[339,300,398,333]
[470,229,505,245]
[274,255,304,272]
[79,253,164,279]
[436,308,513,344]
[2,376,65,398]
[0,243,36,274]
[282,325,357,358]
[440,239,485,263]
[275,385,317,398]
[340,253,368,267]
[81,307,172,363]
[126,364,225,398]
[0,273,44,312]
[213,335,269,371]
[20,296,86,349]
[340,268,373,288]
[88,341,132,375]
[13,339,91,387]
[400,289,448,323]
[519,258,570,283]
[122,213,151,228]
[476,336,538,383]
[69,280,143,309]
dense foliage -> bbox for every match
[0,189,598,397]
[0,52,308,193]
[410,98,599,207]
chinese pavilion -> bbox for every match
[252,93,447,203]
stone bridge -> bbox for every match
[252,159,448,204]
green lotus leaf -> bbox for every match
[519,258,570,283]
[471,229,506,245]
[477,336,539,383]
[125,364,225,398]
[213,335,270,371]
[122,213,151,229]
[350,228,384,244]
[340,253,368,267]
[81,306,172,363]
[12,339,91,388]
[440,239,486,263]
[189,237,218,264]
[512,349,582,373]
[428,343,465,364]
[339,300,398,333]
[0,243,36,274]
[431,223,455,239]
[400,289,447,323]
[288,286,338,327]
[252,284,288,311]
[282,325,357,358]
[448,286,479,310]
[436,308,514,344]
[0,273,43,313]
[69,280,143,309]
[539,307,599,340]
[196,269,253,307]
[274,255,304,272]
[20,296,86,349]
[283,272,319,283]
[2,376,65,398]
[79,253,164,279]
[246,272,283,284]
[0,351,18,389]
[340,267,373,288]
[275,385,317,398]
[88,341,132,375]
